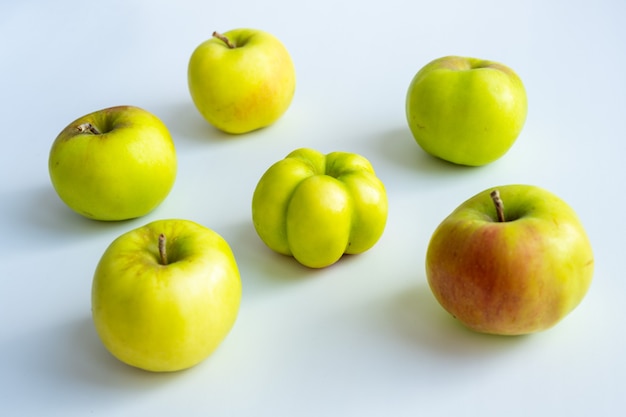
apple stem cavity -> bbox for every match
[490,190,506,222]
[76,123,101,135]
[158,233,168,265]
[213,31,236,49]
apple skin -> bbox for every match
[426,185,594,335]
[48,105,177,221]
[252,148,388,268]
[188,28,296,134]
[91,219,242,372]
[406,56,528,166]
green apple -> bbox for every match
[406,56,528,166]
[426,185,594,335]
[92,219,241,372]
[188,28,296,134]
[48,105,177,221]
[252,148,388,268]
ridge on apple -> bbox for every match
[188,28,296,134]
[406,56,528,166]
[426,184,594,335]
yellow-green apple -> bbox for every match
[426,185,594,335]
[252,148,388,268]
[406,56,528,166]
[48,106,177,221]
[188,28,296,134]
[91,219,241,372]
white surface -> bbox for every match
[1,0,624,416]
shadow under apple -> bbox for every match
[219,219,325,298]
[373,126,484,178]
[1,316,182,415]
[1,184,140,256]
[156,100,265,148]
[372,282,531,360]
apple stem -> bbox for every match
[213,31,236,49]
[76,123,101,135]
[158,234,168,265]
[490,190,506,222]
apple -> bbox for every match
[426,185,594,335]
[406,56,528,166]
[48,105,177,221]
[188,28,296,134]
[91,219,242,372]
[252,148,388,268]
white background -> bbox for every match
[1,1,624,416]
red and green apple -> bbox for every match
[426,184,594,335]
